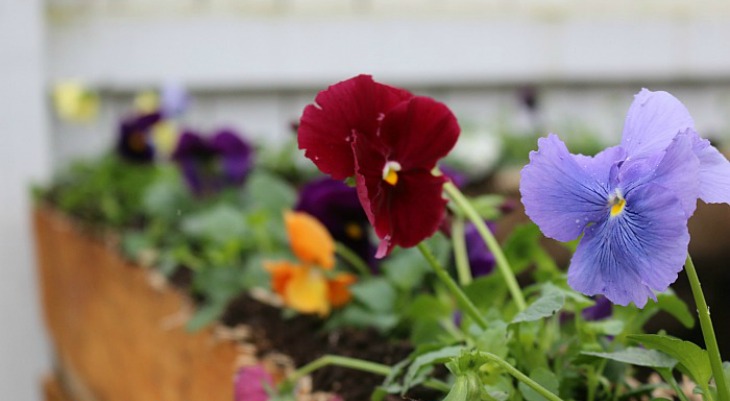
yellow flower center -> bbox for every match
[609,191,626,217]
[345,222,363,239]
[382,161,402,186]
[129,131,148,152]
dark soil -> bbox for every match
[222,294,439,401]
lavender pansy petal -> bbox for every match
[572,145,626,187]
[160,81,189,118]
[620,89,695,158]
[620,132,700,217]
[687,130,730,204]
[520,134,610,242]
[568,183,689,307]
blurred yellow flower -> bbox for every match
[133,90,160,114]
[265,211,356,316]
[52,81,99,123]
[150,120,180,159]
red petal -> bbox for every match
[351,133,388,233]
[378,96,460,171]
[354,145,448,258]
[298,75,412,179]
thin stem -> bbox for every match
[335,242,371,277]
[285,354,450,393]
[587,365,598,401]
[289,355,390,384]
[657,368,691,401]
[417,243,489,330]
[685,254,729,401]
[452,217,472,286]
[478,352,564,401]
[423,378,452,393]
[443,182,526,311]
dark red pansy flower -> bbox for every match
[298,75,460,258]
[172,128,254,196]
[298,74,413,180]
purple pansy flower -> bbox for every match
[295,178,377,269]
[581,295,612,321]
[172,129,254,196]
[464,221,496,277]
[116,112,162,162]
[234,365,273,401]
[441,164,468,189]
[520,89,730,307]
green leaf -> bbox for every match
[329,306,399,333]
[628,334,712,386]
[405,294,451,322]
[403,346,465,391]
[181,204,248,244]
[656,292,694,329]
[583,319,625,336]
[186,302,227,332]
[383,255,430,291]
[582,347,677,369]
[192,266,244,303]
[141,176,188,220]
[243,171,296,214]
[350,278,397,313]
[120,232,152,260]
[468,195,504,220]
[473,320,509,358]
[463,275,508,311]
[503,223,550,275]
[511,284,565,324]
[519,367,560,401]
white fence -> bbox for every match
[47,1,730,167]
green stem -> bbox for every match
[335,242,371,277]
[657,368,691,401]
[285,355,450,393]
[443,182,527,311]
[452,217,472,286]
[587,365,598,401]
[685,254,729,401]
[417,243,489,330]
[478,352,564,401]
[289,355,390,384]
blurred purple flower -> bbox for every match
[581,295,612,321]
[172,128,254,196]
[519,86,539,112]
[234,365,272,401]
[116,112,162,162]
[441,164,468,189]
[464,221,496,277]
[160,82,189,118]
[295,178,377,269]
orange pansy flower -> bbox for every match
[265,211,356,316]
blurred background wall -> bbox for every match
[47,1,730,167]
[0,1,51,401]
[3,1,730,400]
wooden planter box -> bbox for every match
[34,207,244,401]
